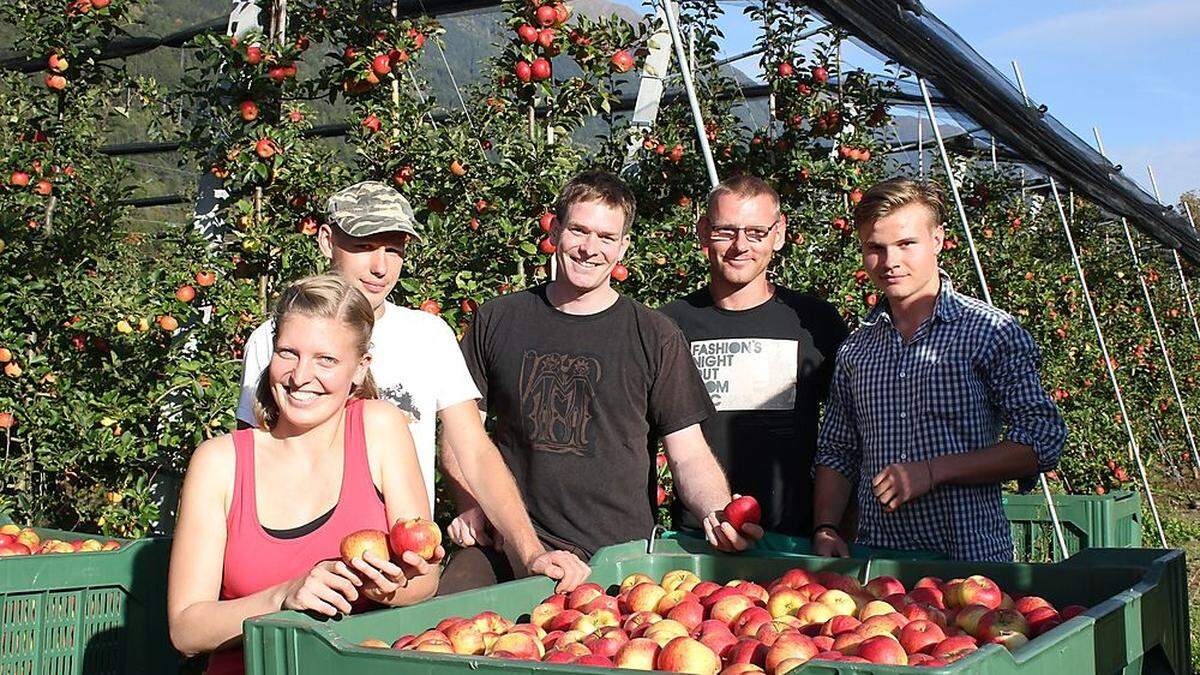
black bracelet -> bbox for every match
[812,523,839,537]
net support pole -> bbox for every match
[918,78,1070,560]
[1048,180,1169,546]
[1146,166,1200,346]
[1136,166,1200,480]
[1015,60,1160,551]
[659,0,719,189]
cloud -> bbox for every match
[985,1,1200,51]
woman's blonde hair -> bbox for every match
[254,273,379,429]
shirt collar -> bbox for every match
[861,269,965,328]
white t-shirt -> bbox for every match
[236,301,482,512]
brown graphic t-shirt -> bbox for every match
[461,284,716,557]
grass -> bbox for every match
[1142,476,1200,672]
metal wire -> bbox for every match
[919,77,1070,561]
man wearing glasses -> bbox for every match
[661,175,849,536]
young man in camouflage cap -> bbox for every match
[236,180,590,591]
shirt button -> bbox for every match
[899,371,906,378]
[900,452,908,460]
[900,411,907,419]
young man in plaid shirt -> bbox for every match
[812,178,1067,561]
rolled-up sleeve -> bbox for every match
[981,319,1067,474]
[815,347,862,481]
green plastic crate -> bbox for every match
[243,537,1189,675]
[1003,490,1142,562]
[0,513,178,674]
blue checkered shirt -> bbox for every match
[815,272,1066,561]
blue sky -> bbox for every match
[613,0,1199,204]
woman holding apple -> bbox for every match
[167,274,443,674]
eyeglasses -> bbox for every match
[707,221,779,243]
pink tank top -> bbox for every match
[207,399,388,675]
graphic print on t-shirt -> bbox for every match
[690,338,798,411]
[519,350,601,456]
[378,383,421,422]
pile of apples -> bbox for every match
[357,566,1087,673]
[0,523,121,556]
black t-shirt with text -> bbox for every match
[460,284,716,557]
[660,286,849,535]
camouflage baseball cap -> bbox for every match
[325,180,423,242]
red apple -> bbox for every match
[254,138,277,159]
[899,619,946,655]
[763,632,817,673]
[1014,595,1053,616]
[691,581,722,600]
[696,621,738,658]
[1024,606,1062,636]
[643,619,691,648]
[656,636,720,674]
[710,593,756,627]
[954,604,991,636]
[667,600,705,631]
[530,57,552,81]
[545,609,583,633]
[535,4,557,26]
[774,569,815,590]
[1060,605,1087,620]
[725,637,767,666]
[795,583,827,602]
[574,653,614,667]
[864,575,905,599]
[858,635,907,665]
[819,614,861,637]
[517,23,539,43]
[914,576,943,590]
[0,541,31,556]
[614,637,660,669]
[388,517,441,560]
[732,607,773,638]
[371,53,392,76]
[988,630,1030,652]
[48,53,69,72]
[721,496,761,533]
[445,621,485,655]
[765,587,806,618]
[957,575,1002,610]
[339,529,389,565]
[515,60,533,83]
[720,663,765,674]
[930,635,978,661]
[610,49,635,73]
[975,608,1029,642]
[623,611,661,637]
[908,586,945,609]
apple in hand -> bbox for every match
[339,529,389,565]
[389,517,442,561]
[722,495,761,533]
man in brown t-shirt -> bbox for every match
[440,171,762,592]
